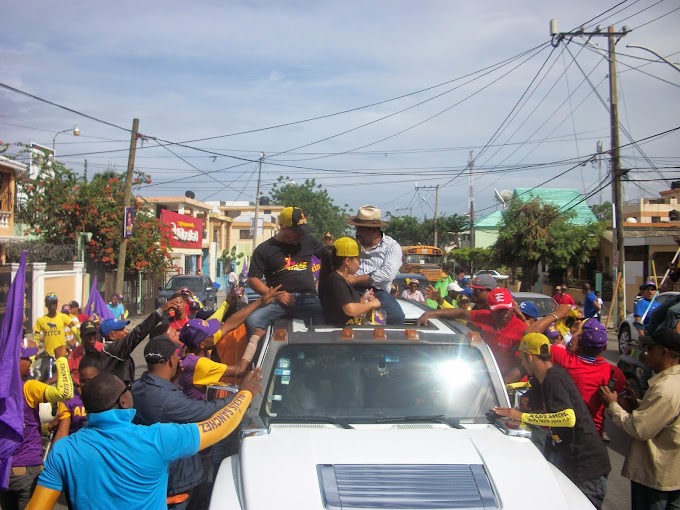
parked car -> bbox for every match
[512,291,558,319]
[617,343,653,398]
[474,269,509,281]
[209,301,595,509]
[155,275,218,309]
[617,291,680,353]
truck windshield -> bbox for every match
[263,344,498,424]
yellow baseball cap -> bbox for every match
[333,237,368,258]
[519,333,551,357]
[279,207,311,235]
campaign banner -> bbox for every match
[123,207,135,238]
[161,209,203,249]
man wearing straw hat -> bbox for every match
[345,205,405,325]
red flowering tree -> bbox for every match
[16,162,172,274]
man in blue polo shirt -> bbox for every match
[26,370,261,510]
[634,281,660,331]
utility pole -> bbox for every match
[415,184,440,246]
[608,26,626,325]
[115,118,139,295]
[251,152,264,254]
[433,185,439,247]
[551,20,628,325]
[469,151,475,249]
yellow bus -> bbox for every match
[400,246,446,282]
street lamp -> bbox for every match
[52,126,80,152]
[626,45,680,73]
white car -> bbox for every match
[474,269,510,281]
[210,300,594,510]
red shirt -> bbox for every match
[550,345,625,433]
[68,342,104,386]
[553,293,576,306]
[470,310,527,376]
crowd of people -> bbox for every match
[1,204,678,510]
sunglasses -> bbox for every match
[103,380,131,411]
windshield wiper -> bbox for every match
[375,415,463,429]
[268,416,353,429]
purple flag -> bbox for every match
[240,258,248,278]
[311,255,321,281]
[0,251,28,488]
[84,276,114,322]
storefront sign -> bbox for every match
[161,209,203,249]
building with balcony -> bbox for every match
[210,201,285,263]
[0,156,26,263]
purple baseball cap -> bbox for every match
[544,325,561,341]
[179,318,221,349]
[580,318,608,350]
[20,345,39,359]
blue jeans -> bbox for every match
[372,289,405,325]
[632,481,680,510]
[245,292,324,331]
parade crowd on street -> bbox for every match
[0,205,678,510]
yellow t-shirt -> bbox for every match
[192,356,228,387]
[34,313,75,356]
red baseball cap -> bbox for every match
[488,288,513,311]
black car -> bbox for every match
[156,275,218,309]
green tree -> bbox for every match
[385,213,469,247]
[446,247,495,274]
[494,198,602,290]
[16,159,171,274]
[219,245,244,270]
[590,201,613,224]
[269,177,351,239]
[384,214,423,245]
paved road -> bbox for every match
[602,329,631,510]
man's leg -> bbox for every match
[292,294,325,327]
[372,289,405,325]
[574,475,607,510]
[242,302,286,366]
[631,480,677,510]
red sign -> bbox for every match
[160,210,203,249]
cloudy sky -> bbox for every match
[1,0,679,220]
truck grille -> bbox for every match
[317,464,497,509]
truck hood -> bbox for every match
[211,426,593,510]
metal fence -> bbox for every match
[0,264,33,331]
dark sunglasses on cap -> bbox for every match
[103,380,131,412]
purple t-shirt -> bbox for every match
[12,381,43,467]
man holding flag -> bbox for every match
[0,252,75,509]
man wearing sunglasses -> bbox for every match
[599,328,680,510]
[26,368,262,510]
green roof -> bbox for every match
[475,210,503,229]
[512,188,597,225]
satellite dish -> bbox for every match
[185,191,195,199]
[494,189,513,208]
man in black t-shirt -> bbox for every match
[493,333,611,509]
[243,207,324,363]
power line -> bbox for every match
[610,0,667,26]
[631,4,680,30]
